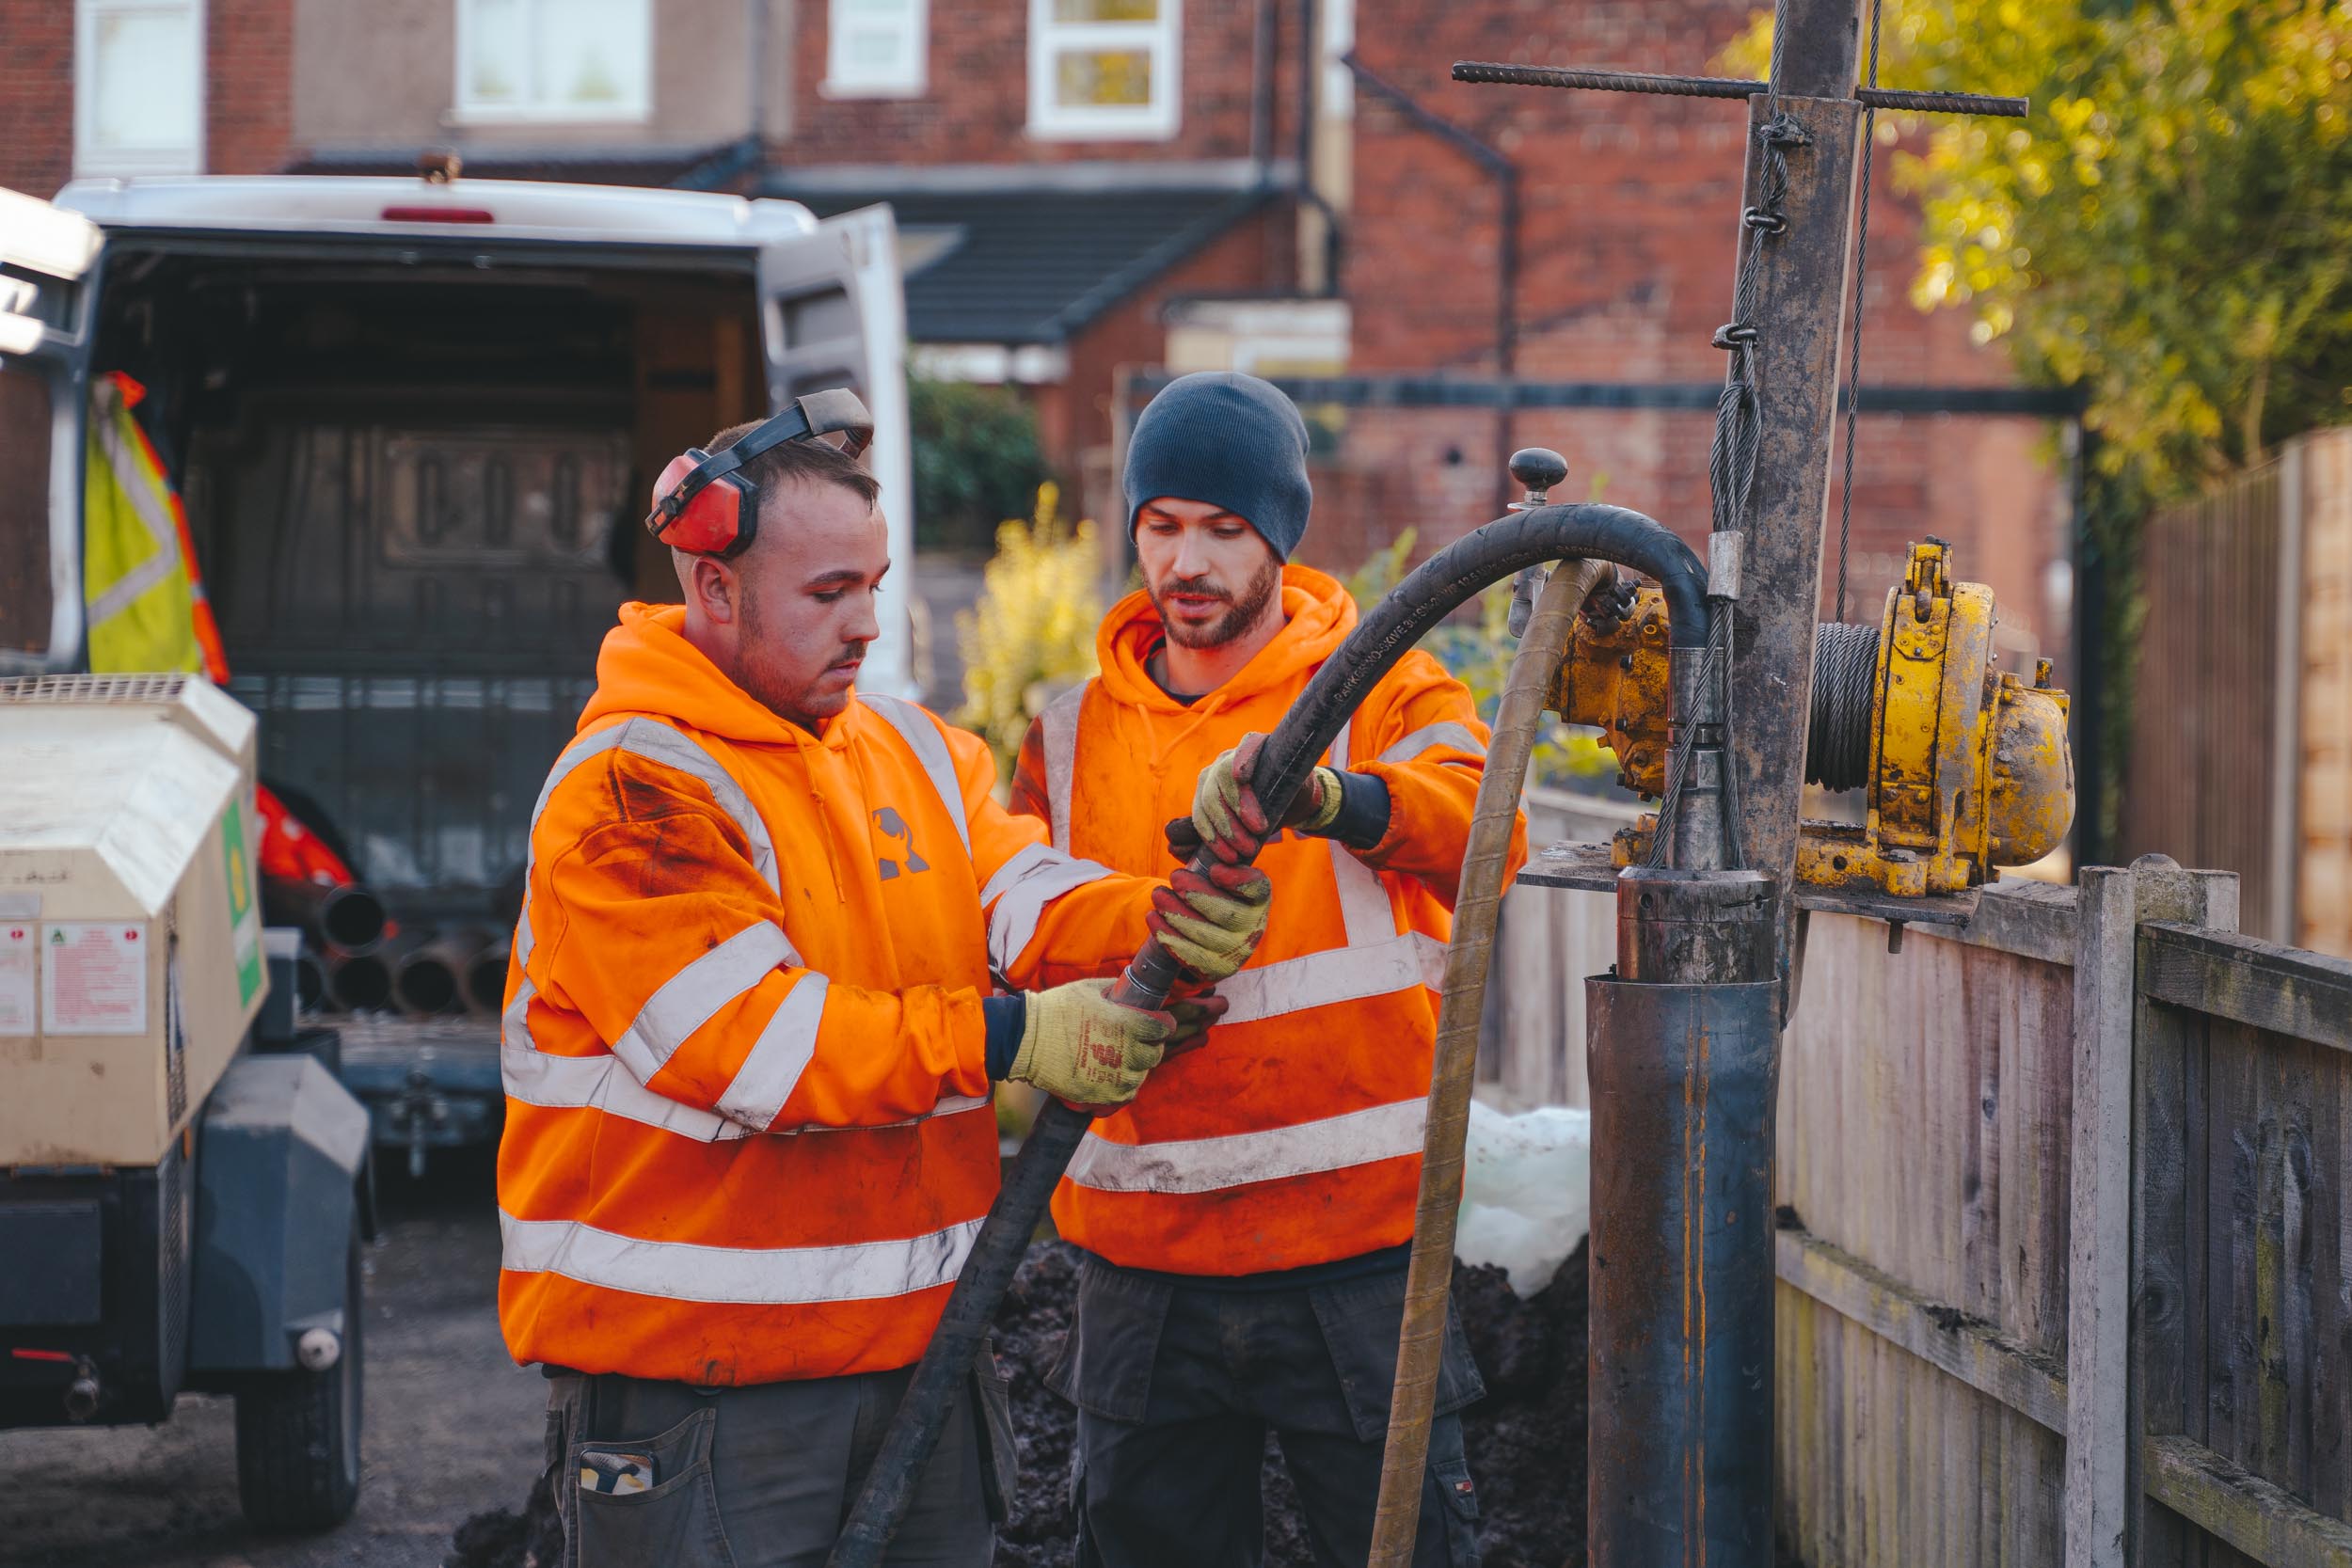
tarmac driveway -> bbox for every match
[0,1148,543,1568]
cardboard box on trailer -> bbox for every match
[0,675,265,1166]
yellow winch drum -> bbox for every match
[1557,538,2075,897]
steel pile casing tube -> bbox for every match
[1586,972,1781,1567]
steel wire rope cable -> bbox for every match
[826,504,1709,1568]
[1649,0,1803,871]
[1364,557,1608,1565]
[1803,0,1891,798]
[1835,0,1885,624]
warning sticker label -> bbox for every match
[0,925,33,1035]
[42,923,150,1036]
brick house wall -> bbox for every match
[778,0,1316,483]
[0,0,296,198]
[0,2,75,198]
[208,0,298,174]
[1321,0,2072,668]
[785,0,1308,166]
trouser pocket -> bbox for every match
[572,1406,737,1568]
[974,1339,1019,1525]
[1431,1454,1483,1566]
[1048,1258,1173,1423]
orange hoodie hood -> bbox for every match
[577,602,850,750]
[1096,564,1358,718]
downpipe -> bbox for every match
[827,502,1710,1567]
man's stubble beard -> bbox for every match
[730,588,856,730]
[1153,554,1282,651]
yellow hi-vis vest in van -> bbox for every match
[84,372,228,680]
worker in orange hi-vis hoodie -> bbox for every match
[1010,372,1525,1568]
[496,398,1271,1568]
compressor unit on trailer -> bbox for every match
[0,675,372,1533]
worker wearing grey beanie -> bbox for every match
[1123,371,1314,562]
[1006,365,1511,1568]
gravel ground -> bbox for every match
[0,1148,545,1568]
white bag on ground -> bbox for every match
[1454,1099,1593,1299]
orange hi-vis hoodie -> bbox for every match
[498,603,1155,1385]
[1012,565,1528,1276]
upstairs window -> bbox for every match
[75,0,205,178]
[1028,0,1180,141]
[455,0,651,124]
[827,0,928,98]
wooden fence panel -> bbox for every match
[1775,911,2078,1566]
[2301,429,2352,958]
[2134,911,2352,1568]
[1485,843,2351,1566]
[2124,463,2289,936]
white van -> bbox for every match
[0,171,914,1155]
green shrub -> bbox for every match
[910,375,1057,552]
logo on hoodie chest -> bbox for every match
[871,807,930,881]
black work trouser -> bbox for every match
[544,1349,1015,1568]
[1051,1255,1486,1568]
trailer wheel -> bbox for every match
[234,1231,364,1532]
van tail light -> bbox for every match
[380,206,495,224]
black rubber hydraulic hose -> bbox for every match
[827,503,1706,1567]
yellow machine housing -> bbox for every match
[1549,539,2074,899]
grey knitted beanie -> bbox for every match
[1123,372,1313,561]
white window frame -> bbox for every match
[1027,0,1181,142]
[824,0,930,99]
[74,0,207,179]
[453,0,653,126]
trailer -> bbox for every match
[0,674,372,1530]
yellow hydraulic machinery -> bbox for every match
[1548,536,2074,897]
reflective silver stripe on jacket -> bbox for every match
[859,694,971,855]
[506,721,800,1126]
[1376,721,1487,767]
[981,840,1116,975]
[1035,709,1440,1029]
[1065,1098,1428,1194]
[1039,686,1087,852]
[610,922,798,1085]
[499,1211,985,1304]
[501,1021,988,1140]
[503,706,988,1138]
[528,718,782,895]
[711,973,833,1132]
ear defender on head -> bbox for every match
[645,388,875,561]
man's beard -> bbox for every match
[730,591,864,729]
[1150,555,1282,651]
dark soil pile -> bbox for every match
[447,1470,563,1568]
[450,1242,1588,1568]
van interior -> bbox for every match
[86,236,774,919]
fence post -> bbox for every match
[2069,863,2140,1568]
[2122,859,2240,1566]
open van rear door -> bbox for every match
[761,203,918,699]
[0,186,104,673]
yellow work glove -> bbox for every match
[1147,863,1274,983]
[1008,979,1178,1108]
[1190,732,1345,863]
